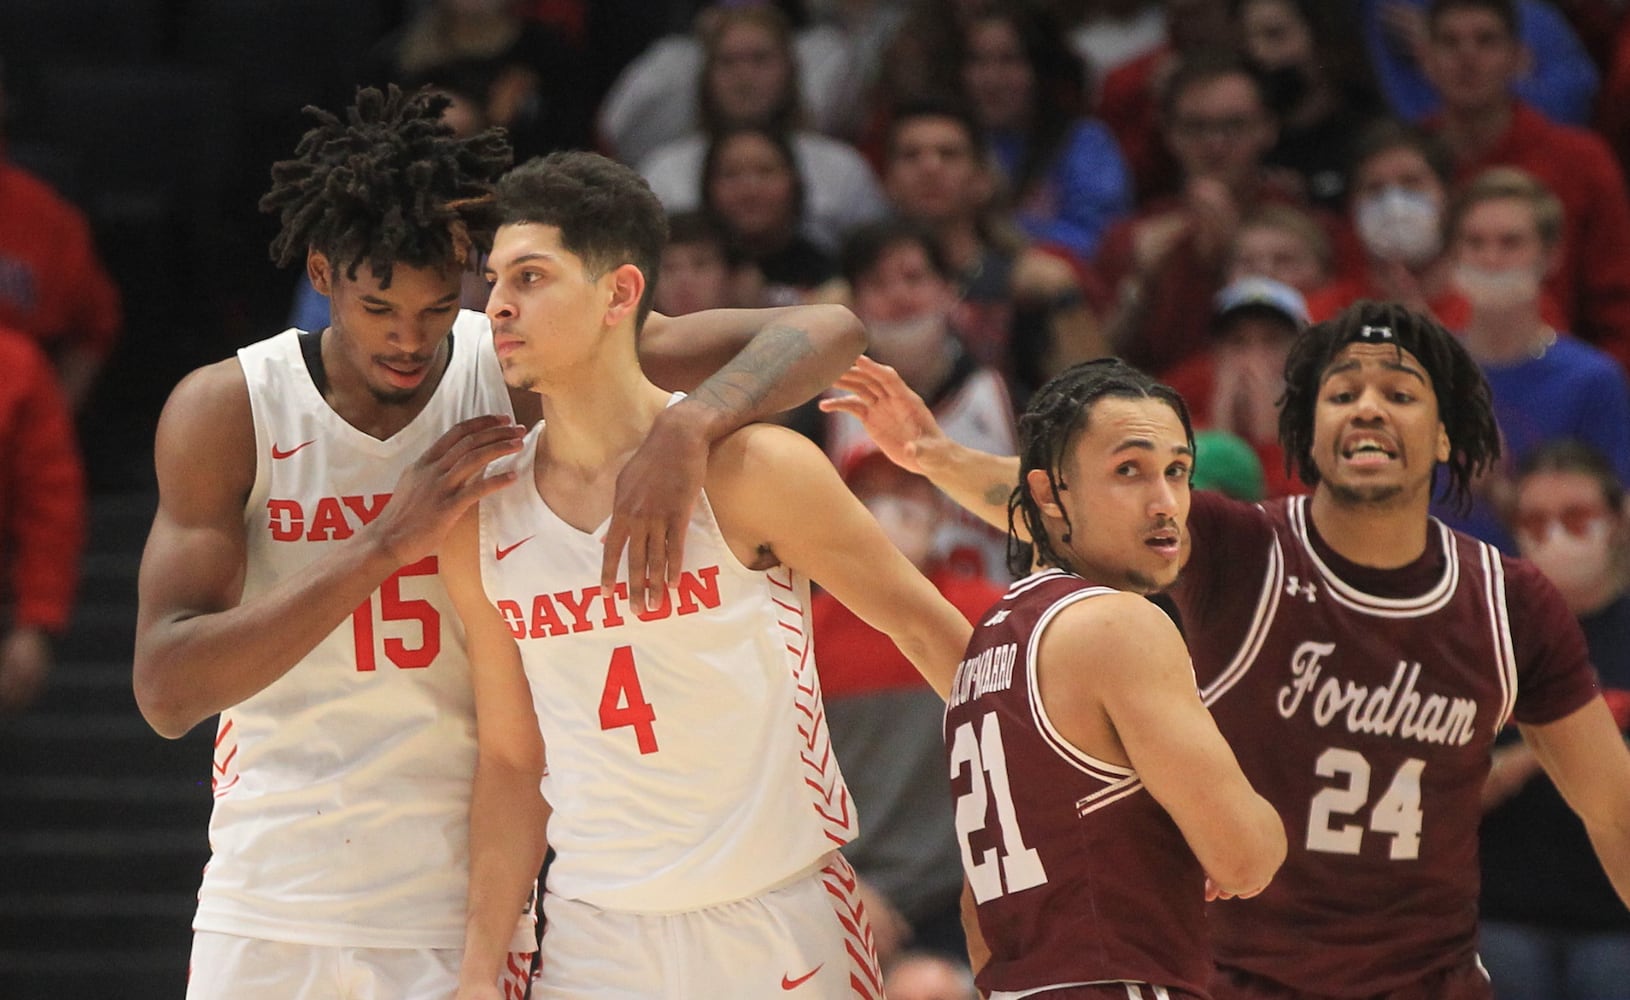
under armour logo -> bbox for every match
[1285,576,1317,603]
[1358,324,1395,342]
[983,609,1012,627]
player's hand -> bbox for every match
[601,404,709,610]
[372,415,526,566]
[0,626,52,714]
[1205,875,1265,901]
[820,357,951,476]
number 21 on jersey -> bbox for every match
[950,712,1047,902]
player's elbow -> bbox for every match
[1203,797,1287,896]
[132,652,207,739]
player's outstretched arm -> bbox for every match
[1044,594,1286,898]
[133,363,524,739]
[705,423,973,699]
[442,509,550,1000]
[1521,698,1630,909]
[820,357,1023,539]
[605,304,868,609]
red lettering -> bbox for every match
[497,600,526,638]
[305,496,353,541]
[600,583,627,628]
[341,493,391,526]
[633,586,672,622]
[267,499,303,541]
[554,588,599,633]
[675,566,722,615]
[528,594,568,638]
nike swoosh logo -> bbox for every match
[271,440,315,460]
[781,965,822,990]
[495,536,534,561]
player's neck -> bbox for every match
[1307,487,1432,570]
[535,344,669,470]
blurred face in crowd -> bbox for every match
[655,240,734,316]
[1450,194,1552,312]
[1425,4,1523,114]
[1238,0,1316,73]
[1514,469,1626,612]
[1165,71,1275,188]
[962,16,1033,131]
[707,19,794,127]
[885,116,992,225]
[852,238,960,390]
[707,131,799,248]
[1351,143,1448,265]
[852,239,959,327]
[1230,222,1326,292]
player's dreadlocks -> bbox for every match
[1008,358,1194,577]
[1279,300,1500,513]
[260,85,513,287]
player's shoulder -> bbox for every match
[1045,588,1177,650]
[709,420,829,478]
[162,356,252,425]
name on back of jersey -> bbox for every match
[950,642,1018,708]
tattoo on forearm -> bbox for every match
[688,324,815,418]
[983,481,1012,508]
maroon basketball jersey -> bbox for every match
[1174,494,1598,996]
[947,569,1213,999]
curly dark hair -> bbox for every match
[259,85,513,287]
[1008,358,1194,577]
[1278,300,1500,512]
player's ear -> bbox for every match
[1435,423,1450,464]
[1026,468,1064,519]
[602,263,646,327]
[307,249,334,296]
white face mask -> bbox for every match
[1453,262,1542,312]
[1356,186,1443,265]
[1522,518,1613,599]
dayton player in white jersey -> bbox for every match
[438,151,972,1000]
[135,87,869,1000]
[201,311,527,961]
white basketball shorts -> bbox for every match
[185,931,536,1000]
[534,852,882,999]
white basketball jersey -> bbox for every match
[197,311,534,950]
[479,415,857,913]
[826,366,1018,584]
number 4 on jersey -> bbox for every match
[600,645,659,754]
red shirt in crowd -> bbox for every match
[0,328,85,631]
[0,160,122,362]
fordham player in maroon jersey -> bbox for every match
[945,358,1283,999]
[822,301,1630,1000]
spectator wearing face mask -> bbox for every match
[1429,167,1630,553]
[1480,439,1630,1000]
[1309,119,1567,332]
[824,220,1019,585]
